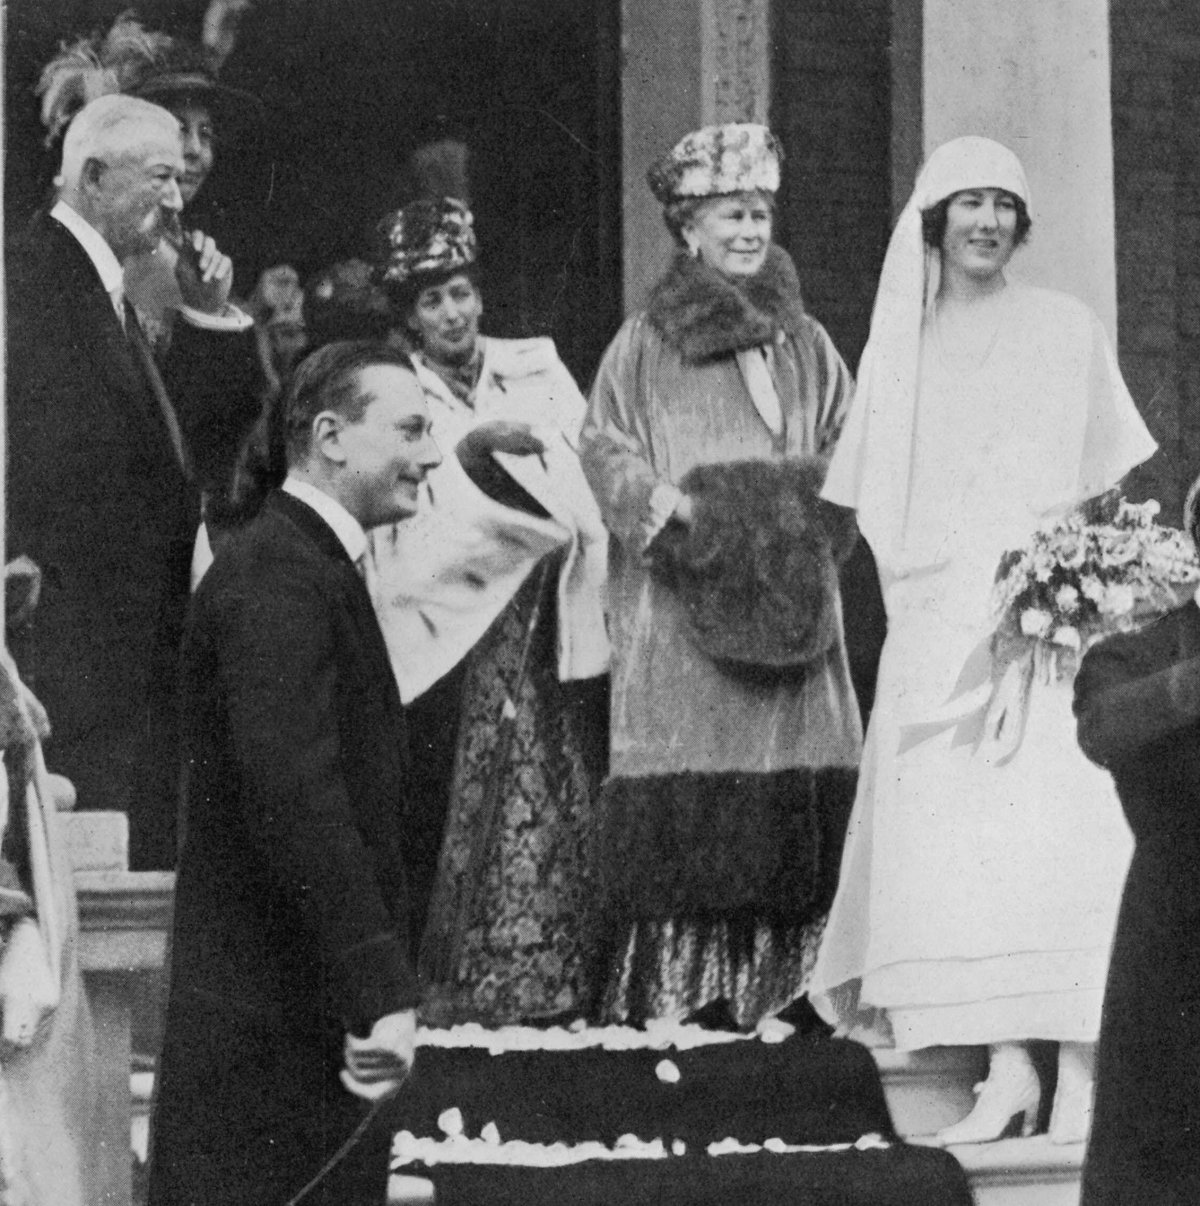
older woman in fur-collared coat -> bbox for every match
[580,124,862,1033]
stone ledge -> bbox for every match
[926,1135,1084,1184]
[63,810,128,872]
[75,870,174,973]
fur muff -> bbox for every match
[646,244,806,363]
[648,456,858,673]
[599,767,857,928]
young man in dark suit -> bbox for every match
[5,93,238,869]
[148,341,441,1204]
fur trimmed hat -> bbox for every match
[648,457,856,673]
[647,123,782,204]
[376,197,477,289]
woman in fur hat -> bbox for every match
[369,198,610,1026]
[808,137,1156,1145]
[580,124,863,1033]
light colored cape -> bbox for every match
[369,337,609,703]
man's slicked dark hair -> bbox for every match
[283,340,415,462]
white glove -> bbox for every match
[0,917,59,1049]
[340,1008,417,1101]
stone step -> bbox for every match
[940,1136,1083,1206]
[875,1047,1083,1206]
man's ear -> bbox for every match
[81,157,106,192]
[312,411,347,465]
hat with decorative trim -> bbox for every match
[647,123,782,204]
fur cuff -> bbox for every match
[599,767,856,927]
[648,457,858,672]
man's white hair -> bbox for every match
[59,94,180,189]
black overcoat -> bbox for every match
[1074,602,1200,1205]
[5,212,198,868]
[148,490,423,1204]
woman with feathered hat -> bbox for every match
[369,198,610,1026]
[807,136,1156,1145]
[580,124,862,1033]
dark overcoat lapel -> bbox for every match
[42,217,186,471]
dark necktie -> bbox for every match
[123,299,189,474]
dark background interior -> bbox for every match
[5,0,624,386]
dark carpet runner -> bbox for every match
[391,1033,973,1204]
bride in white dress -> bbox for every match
[808,137,1157,1145]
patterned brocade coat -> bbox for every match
[580,246,862,1026]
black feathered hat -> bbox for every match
[38,11,262,146]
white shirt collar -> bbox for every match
[50,199,125,299]
[282,477,367,564]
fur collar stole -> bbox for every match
[646,244,806,363]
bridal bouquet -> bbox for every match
[993,496,1200,660]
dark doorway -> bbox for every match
[5,0,624,386]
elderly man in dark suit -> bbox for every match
[147,341,441,1205]
[6,93,237,869]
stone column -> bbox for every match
[620,0,771,312]
[908,0,1119,340]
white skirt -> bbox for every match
[809,630,1132,1051]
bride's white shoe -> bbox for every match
[1048,1041,1095,1145]
[934,1043,1041,1146]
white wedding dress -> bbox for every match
[810,283,1152,1050]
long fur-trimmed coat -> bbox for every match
[580,245,863,925]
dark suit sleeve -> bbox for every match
[165,322,266,496]
[1074,616,1200,768]
[206,560,420,1029]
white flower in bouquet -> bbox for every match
[1080,575,1105,603]
[1054,584,1081,614]
[994,496,1200,665]
[1098,582,1137,617]
[1058,537,1087,570]
[1125,498,1161,522]
[1020,608,1053,638]
[1101,536,1141,568]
